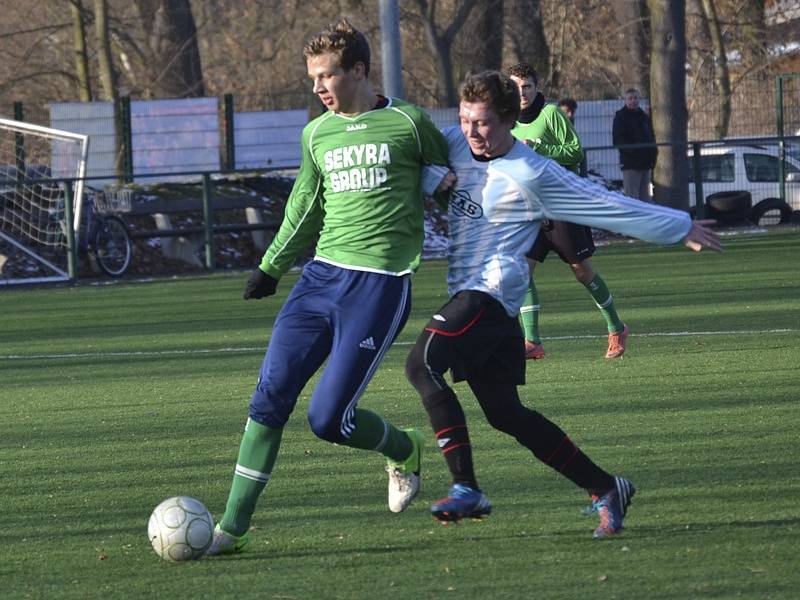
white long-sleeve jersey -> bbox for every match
[440,125,692,316]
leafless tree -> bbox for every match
[698,0,731,137]
[93,0,125,178]
[461,0,504,73]
[505,0,549,79]
[130,0,204,98]
[611,0,650,95]
[648,0,689,210]
[69,0,93,101]
[413,0,479,106]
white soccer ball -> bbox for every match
[148,496,214,561]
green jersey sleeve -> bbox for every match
[259,125,324,279]
[414,106,450,167]
[413,107,451,209]
[511,105,584,173]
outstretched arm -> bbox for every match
[683,219,722,252]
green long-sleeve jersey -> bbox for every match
[511,104,584,173]
[259,98,449,278]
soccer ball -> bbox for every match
[148,496,214,561]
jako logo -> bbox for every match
[346,123,368,132]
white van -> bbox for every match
[688,144,799,225]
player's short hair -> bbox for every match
[559,97,577,112]
[624,88,640,96]
[506,63,539,87]
[460,71,520,125]
[303,18,371,76]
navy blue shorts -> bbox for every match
[248,260,411,443]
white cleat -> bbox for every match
[386,466,420,513]
[386,428,424,513]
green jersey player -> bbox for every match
[206,18,449,555]
[508,62,629,361]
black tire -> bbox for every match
[749,198,792,227]
[706,191,752,220]
[92,215,132,277]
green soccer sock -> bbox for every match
[584,274,624,333]
[341,408,412,463]
[519,278,542,343]
[219,418,283,536]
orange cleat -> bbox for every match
[524,340,545,360]
[605,324,629,359]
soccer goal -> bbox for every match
[0,118,89,285]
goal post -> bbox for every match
[0,118,89,284]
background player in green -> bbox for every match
[507,63,629,360]
[206,18,450,555]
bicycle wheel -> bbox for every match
[92,215,133,277]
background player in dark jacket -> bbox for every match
[613,88,657,202]
[508,63,628,360]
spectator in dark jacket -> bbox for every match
[612,88,657,202]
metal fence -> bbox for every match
[3,72,797,186]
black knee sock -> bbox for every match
[468,378,613,495]
[421,388,479,489]
[516,413,614,495]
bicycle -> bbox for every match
[79,188,134,277]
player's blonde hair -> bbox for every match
[303,18,371,76]
[460,71,520,124]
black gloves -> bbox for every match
[243,268,278,300]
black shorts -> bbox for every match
[422,290,525,385]
[527,220,595,264]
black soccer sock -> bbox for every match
[421,388,479,489]
[468,377,613,494]
[536,431,615,495]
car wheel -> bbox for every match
[749,198,792,226]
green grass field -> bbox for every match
[2,229,799,599]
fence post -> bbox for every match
[775,75,786,204]
[223,93,235,171]
[692,142,704,219]
[13,102,25,186]
[63,180,78,281]
[202,173,215,270]
[121,95,134,183]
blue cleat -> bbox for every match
[592,476,635,538]
[431,483,492,523]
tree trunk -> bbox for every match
[94,0,117,103]
[415,0,478,106]
[738,0,768,71]
[133,0,205,98]
[70,0,92,102]
[461,0,504,73]
[699,0,731,138]
[648,0,688,210]
[612,0,650,95]
[506,0,549,82]
[93,0,124,179]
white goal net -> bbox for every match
[0,118,88,284]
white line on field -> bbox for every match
[1,328,797,361]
